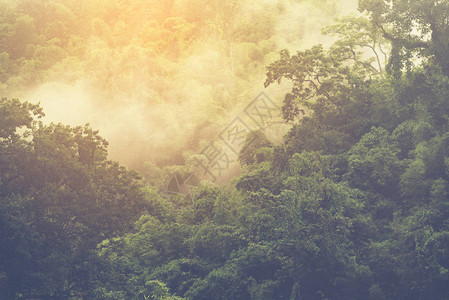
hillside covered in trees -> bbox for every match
[0,0,354,171]
[3,0,449,299]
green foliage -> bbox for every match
[345,127,404,195]
[238,130,273,166]
[265,15,389,122]
[322,15,388,74]
[360,0,449,76]
[0,98,151,298]
[4,1,449,299]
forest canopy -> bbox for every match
[2,0,449,299]
[0,0,354,171]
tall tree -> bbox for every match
[360,0,449,76]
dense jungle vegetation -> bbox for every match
[3,0,449,299]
